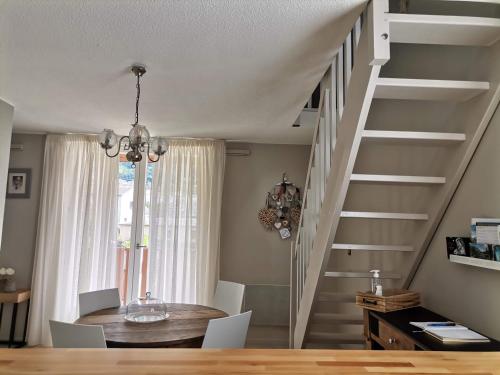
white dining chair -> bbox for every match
[202,311,252,349]
[49,320,107,348]
[79,288,121,317]
[213,280,245,316]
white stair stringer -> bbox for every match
[291,0,390,349]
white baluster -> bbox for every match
[318,116,325,203]
[344,33,352,89]
[337,47,344,119]
[296,234,300,312]
[315,148,321,225]
[330,59,337,158]
[354,17,362,49]
[297,232,302,301]
[324,89,331,179]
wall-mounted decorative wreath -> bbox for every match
[258,173,302,240]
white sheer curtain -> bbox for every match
[28,135,118,346]
[147,139,225,305]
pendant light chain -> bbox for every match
[134,71,141,126]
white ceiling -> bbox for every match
[0,0,365,144]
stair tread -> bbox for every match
[308,332,365,343]
[313,313,363,323]
[351,173,445,184]
[325,271,400,279]
[388,13,500,47]
[341,211,428,220]
[374,78,489,102]
[362,130,466,143]
[332,243,414,252]
[318,292,355,302]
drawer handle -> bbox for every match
[362,298,378,305]
[388,337,396,345]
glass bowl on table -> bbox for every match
[124,292,169,323]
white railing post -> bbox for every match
[368,0,390,66]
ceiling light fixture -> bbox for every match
[99,65,168,166]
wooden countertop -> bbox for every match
[1,349,500,374]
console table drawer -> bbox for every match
[378,321,415,350]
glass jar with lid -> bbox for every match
[124,292,169,323]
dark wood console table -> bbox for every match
[363,306,500,351]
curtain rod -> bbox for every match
[14,130,225,142]
[12,131,251,156]
[14,131,262,145]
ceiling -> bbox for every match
[0,0,365,144]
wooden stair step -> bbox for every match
[362,130,466,143]
[351,173,445,184]
[332,243,414,252]
[246,326,289,349]
[312,313,363,324]
[324,271,400,279]
[308,332,365,344]
[388,13,500,47]
[340,211,428,220]
[374,78,489,102]
[318,292,355,303]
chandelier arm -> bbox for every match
[105,136,129,158]
[146,142,161,163]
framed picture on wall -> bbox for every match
[6,168,31,199]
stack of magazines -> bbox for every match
[410,322,490,343]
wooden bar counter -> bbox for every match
[0,349,500,374]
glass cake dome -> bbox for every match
[124,292,169,323]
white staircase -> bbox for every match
[290,0,500,349]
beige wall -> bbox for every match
[0,134,45,341]
[220,143,309,286]
[0,100,14,246]
[411,106,500,340]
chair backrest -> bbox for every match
[202,311,252,349]
[213,280,245,316]
[79,288,121,317]
[49,320,107,348]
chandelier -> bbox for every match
[99,65,168,166]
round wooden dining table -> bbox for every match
[75,303,227,348]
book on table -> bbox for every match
[410,322,490,343]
